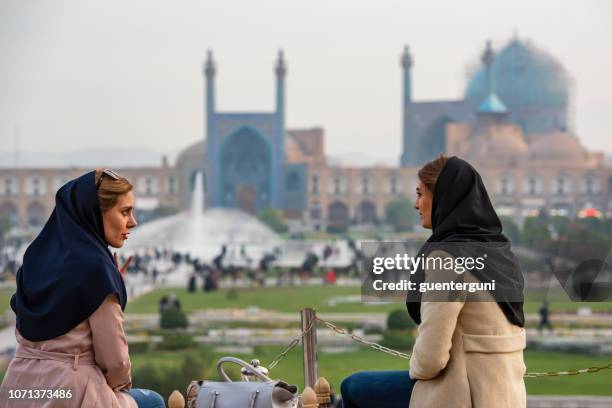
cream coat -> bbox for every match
[0,294,137,408]
[409,250,527,408]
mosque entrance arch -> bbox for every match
[220,127,272,214]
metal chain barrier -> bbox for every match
[267,315,612,378]
[267,317,317,370]
[316,317,411,360]
[523,363,612,378]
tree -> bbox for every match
[132,351,213,401]
[385,197,416,232]
[521,216,551,248]
[326,224,347,234]
[499,216,520,244]
[257,207,288,233]
[381,309,416,351]
[0,215,10,245]
[387,309,415,330]
[160,307,188,329]
[560,221,611,260]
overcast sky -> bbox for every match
[0,0,610,165]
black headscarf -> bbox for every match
[11,171,127,341]
[406,156,524,327]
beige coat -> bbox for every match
[409,250,527,408]
[0,294,137,408]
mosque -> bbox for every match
[1,37,610,230]
[436,40,609,221]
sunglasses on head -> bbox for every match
[96,169,121,190]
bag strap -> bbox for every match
[208,391,219,408]
[248,390,260,408]
[216,357,274,382]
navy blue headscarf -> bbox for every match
[11,171,127,341]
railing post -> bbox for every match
[301,308,318,389]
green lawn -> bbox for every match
[131,346,612,396]
[127,286,397,314]
[126,286,612,315]
[0,288,13,314]
[5,281,611,317]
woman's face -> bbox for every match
[102,191,137,248]
[414,180,433,229]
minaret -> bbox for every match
[401,45,413,105]
[274,49,287,208]
[400,45,413,167]
[482,40,494,96]
[204,50,217,207]
[204,50,216,123]
[275,49,286,124]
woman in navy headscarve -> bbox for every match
[0,170,166,408]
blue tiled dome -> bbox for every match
[465,39,570,111]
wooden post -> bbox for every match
[301,308,318,389]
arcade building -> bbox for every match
[1,38,611,231]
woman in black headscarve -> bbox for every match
[339,156,526,408]
[0,170,166,408]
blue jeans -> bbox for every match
[339,371,416,408]
[127,388,166,408]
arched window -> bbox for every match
[139,176,159,196]
[581,174,600,195]
[1,177,18,197]
[496,176,514,196]
[166,176,176,194]
[311,175,319,195]
[361,176,371,195]
[523,175,542,195]
[552,174,572,196]
[330,175,346,195]
[26,176,46,196]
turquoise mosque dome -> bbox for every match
[464,39,571,133]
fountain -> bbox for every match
[190,171,206,218]
[124,171,282,262]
